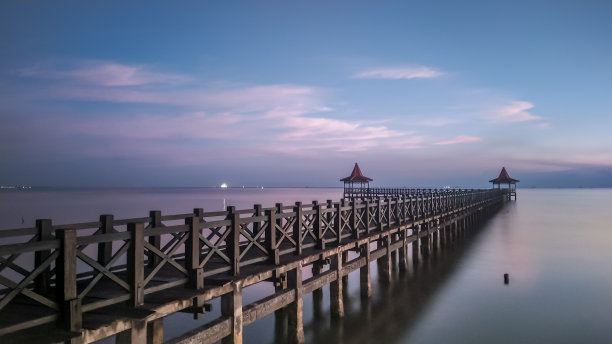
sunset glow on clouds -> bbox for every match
[1,1,611,187]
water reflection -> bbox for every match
[271,220,492,344]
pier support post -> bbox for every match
[432,220,439,252]
[342,251,349,287]
[420,222,430,258]
[398,230,408,272]
[274,269,288,341]
[390,236,398,271]
[360,243,372,299]
[330,253,344,318]
[287,264,304,344]
[221,282,243,344]
[377,235,392,283]
[147,318,163,344]
[116,320,147,344]
[311,262,324,317]
[412,225,420,266]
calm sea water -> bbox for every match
[1,188,611,343]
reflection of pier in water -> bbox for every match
[298,210,492,344]
[0,188,506,343]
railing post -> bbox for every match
[265,209,279,264]
[35,219,53,294]
[127,222,145,307]
[399,196,405,225]
[393,197,400,226]
[386,198,392,230]
[253,204,262,237]
[185,215,205,319]
[351,200,359,239]
[315,203,325,250]
[148,210,162,268]
[226,206,240,275]
[293,202,303,255]
[55,228,82,332]
[364,199,371,235]
[193,208,204,221]
[98,215,113,266]
[376,198,383,232]
[334,202,342,246]
[185,216,203,289]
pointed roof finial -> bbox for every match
[340,163,373,182]
[489,167,519,183]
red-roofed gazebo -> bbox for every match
[341,163,373,198]
[490,167,519,200]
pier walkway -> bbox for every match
[0,188,507,343]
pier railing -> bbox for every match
[0,188,505,338]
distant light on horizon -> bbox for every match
[220,183,228,189]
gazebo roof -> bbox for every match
[489,167,519,184]
[340,163,373,182]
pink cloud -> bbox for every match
[413,117,461,127]
[15,59,429,157]
[492,101,540,122]
[535,122,551,129]
[435,136,482,145]
[354,66,442,80]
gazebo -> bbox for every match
[490,167,519,200]
[341,163,372,198]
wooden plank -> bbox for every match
[166,317,231,344]
[242,288,295,325]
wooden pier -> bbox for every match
[0,188,507,343]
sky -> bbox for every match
[1,1,611,188]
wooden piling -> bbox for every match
[360,243,372,299]
[378,234,392,283]
[221,282,243,344]
[330,253,344,318]
[287,264,304,344]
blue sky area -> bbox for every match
[1,1,611,187]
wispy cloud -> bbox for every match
[20,60,191,87]
[353,66,442,80]
[435,136,482,145]
[412,117,461,127]
[17,59,420,157]
[535,122,551,129]
[491,101,540,122]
